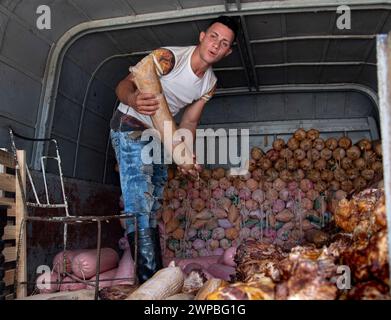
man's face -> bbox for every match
[199,22,234,65]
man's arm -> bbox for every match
[179,98,206,138]
[177,98,207,175]
[115,73,137,105]
[178,83,217,168]
[179,83,217,137]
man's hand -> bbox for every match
[127,89,159,116]
[178,154,202,179]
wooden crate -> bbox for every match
[0,149,27,299]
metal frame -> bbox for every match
[376,33,391,294]
[32,0,391,169]
[214,83,379,109]
[9,128,135,300]
[198,117,379,140]
[72,53,136,178]
[254,61,377,68]
[239,15,259,90]
[250,35,377,44]
[354,11,391,83]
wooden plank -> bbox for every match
[0,149,15,168]
[0,197,15,206]
[2,225,16,240]
[15,150,27,298]
[0,197,16,217]
[0,173,16,193]
[7,206,16,217]
[4,269,15,286]
[0,163,4,198]
[3,246,16,263]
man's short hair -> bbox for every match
[208,15,238,42]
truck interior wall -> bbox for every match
[175,90,380,168]
[199,91,378,125]
[2,5,388,186]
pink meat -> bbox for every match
[183,263,204,275]
[206,263,236,281]
[87,268,118,290]
[111,248,135,286]
[52,250,85,274]
[59,276,87,291]
[163,255,221,271]
[222,247,237,267]
[71,248,119,279]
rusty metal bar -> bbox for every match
[19,276,133,286]
[64,272,95,287]
[94,220,102,300]
[8,128,137,299]
[376,33,391,294]
[24,214,129,223]
[25,203,68,208]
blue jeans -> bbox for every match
[110,130,168,234]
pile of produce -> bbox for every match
[159,129,383,257]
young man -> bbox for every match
[110,16,238,284]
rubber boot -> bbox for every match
[127,228,160,284]
[151,227,163,271]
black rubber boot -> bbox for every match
[151,227,163,271]
[127,228,161,284]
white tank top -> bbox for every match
[118,46,217,128]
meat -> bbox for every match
[347,281,391,300]
[283,259,337,300]
[111,248,135,286]
[235,241,287,283]
[182,270,208,294]
[334,188,384,237]
[206,264,236,281]
[59,276,87,292]
[342,230,389,286]
[71,248,119,279]
[206,278,275,300]
[233,240,341,300]
[99,285,138,300]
